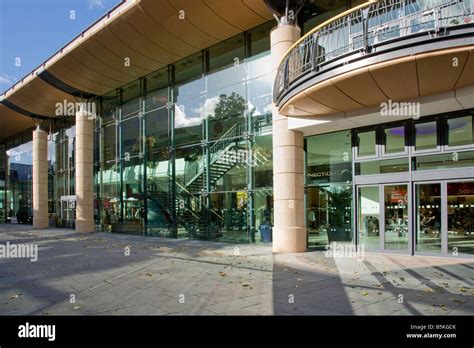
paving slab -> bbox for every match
[0,225,473,315]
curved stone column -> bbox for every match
[271,23,306,253]
[33,128,49,229]
[75,109,95,233]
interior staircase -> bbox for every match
[148,122,271,239]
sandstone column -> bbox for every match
[75,108,95,233]
[271,21,306,253]
[32,127,49,229]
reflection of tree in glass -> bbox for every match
[328,186,352,229]
[213,92,246,119]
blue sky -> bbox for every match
[0,0,122,94]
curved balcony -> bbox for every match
[274,0,474,117]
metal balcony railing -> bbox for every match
[274,0,474,105]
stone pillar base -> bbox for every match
[33,217,49,229]
[272,227,306,253]
[76,219,95,233]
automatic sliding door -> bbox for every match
[415,183,442,253]
[358,186,380,250]
[383,184,409,251]
[447,182,474,255]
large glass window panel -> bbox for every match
[120,116,142,158]
[121,79,142,119]
[48,133,57,219]
[121,156,144,234]
[174,52,204,147]
[145,87,168,113]
[414,121,438,151]
[253,134,273,189]
[416,183,442,252]
[99,161,121,232]
[101,91,118,125]
[384,125,406,154]
[447,115,473,147]
[248,74,272,133]
[146,147,174,237]
[173,143,208,240]
[358,186,380,250]
[307,131,352,185]
[7,141,33,224]
[384,184,409,250]
[248,22,272,60]
[175,145,205,195]
[254,189,273,243]
[205,36,247,143]
[209,191,248,243]
[206,64,246,96]
[308,183,352,248]
[447,182,474,255]
[102,124,117,163]
[121,96,141,119]
[208,34,245,74]
[212,138,248,192]
[356,130,376,157]
[145,67,168,109]
[174,78,204,147]
[175,52,202,85]
[145,107,169,152]
[122,79,141,104]
[50,127,76,228]
[206,89,247,142]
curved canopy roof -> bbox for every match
[0,0,273,141]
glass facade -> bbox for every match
[307,111,474,256]
[306,131,353,249]
[90,22,274,243]
[5,136,33,224]
[49,126,76,228]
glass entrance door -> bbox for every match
[447,182,474,255]
[60,196,76,228]
[358,186,381,250]
[415,183,442,253]
[357,183,410,252]
[383,184,409,251]
[414,181,474,256]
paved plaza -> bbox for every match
[0,225,473,315]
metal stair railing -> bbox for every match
[183,122,245,187]
[153,176,223,225]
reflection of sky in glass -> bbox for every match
[7,141,33,165]
[247,53,271,79]
[387,126,405,136]
[175,78,203,129]
[206,64,245,93]
[248,74,272,116]
[48,133,58,162]
[174,55,272,129]
[415,122,437,135]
